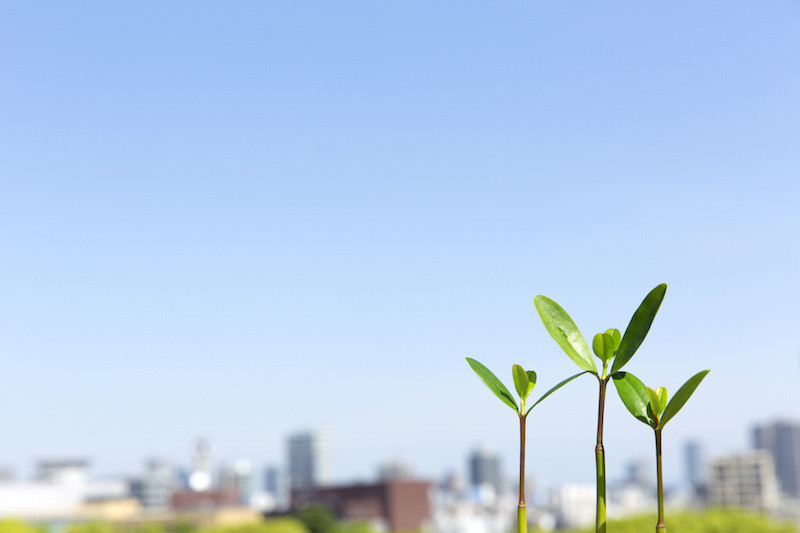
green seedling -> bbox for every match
[466,358,584,533]
[534,284,667,533]
[613,370,710,533]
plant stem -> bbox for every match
[655,429,666,532]
[595,378,607,533]
[518,413,527,533]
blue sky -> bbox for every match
[1,2,799,489]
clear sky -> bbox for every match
[1,2,799,490]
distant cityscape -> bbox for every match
[0,419,798,531]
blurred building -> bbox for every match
[264,466,289,510]
[753,420,800,498]
[468,448,503,503]
[218,460,255,505]
[708,451,779,510]
[188,439,213,492]
[37,459,90,485]
[288,429,330,491]
[292,479,432,532]
[549,483,595,530]
[130,458,180,512]
[0,458,136,521]
[378,460,413,482]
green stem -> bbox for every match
[596,379,607,533]
[518,413,527,533]
[655,429,665,532]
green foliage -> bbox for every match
[466,357,519,412]
[0,520,47,533]
[203,520,308,533]
[562,509,800,533]
[66,523,116,533]
[613,370,709,430]
[660,370,710,428]
[533,295,596,374]
[295,505,337,533]
[610,284,667,374]
[331,522,375,533]
[513,364,534,399]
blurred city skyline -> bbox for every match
[1,1,799,491]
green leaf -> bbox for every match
[592,331,617,363]
[610,284,667,374]
[534,295,597,374]
[660,370,710,428]
[656,386,668,411]
[527,371,590,414]
[606,328,621,351]
[646,387,663,417]
[526,370,537,389]
[466,358,519,412]
[512,364,531,399]
[612,371,654,427]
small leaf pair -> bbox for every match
[613,370,709,430]
[466,358,583,416]
[534,283,667,378]
[592,329,620,363]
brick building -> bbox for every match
[292,479,432,532]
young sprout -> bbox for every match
[534,284,667,533]
[613,370,710,533]
[466,358,583,533]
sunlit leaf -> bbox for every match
[466,358,519,412]
[612,371,654,426]
[526,370,537,389]
[513,364,531,399]
[534,295,597,374]
[611,284,667,374]
[656,386,668,411]
[527,371,590,414]
[606,328,621,351]
[660,370,709,428]
[646,387,663,418]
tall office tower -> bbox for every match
[468,448,504,498]
[752,420,800,498]
[708,451,779,510]
[685,440,706,490]
[288,429,330,491]
[264,466,289,509]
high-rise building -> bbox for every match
[288,429,330,491]
[264,466,289,510]
[468,448,503,499]
[685,441,705,489]
[708,451,779,510]
[752,420,800,498]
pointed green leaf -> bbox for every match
[646,387,663,417]
[610,284,667,374]
[656,386,668,411]
[612,371,654,427]
[660,370,709,428]
[606,328,621,351]
[534,295,597,374]
[512,364,531,399]
[526,370,537,390]
[466,358,519,412]
[527,371,590,414]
